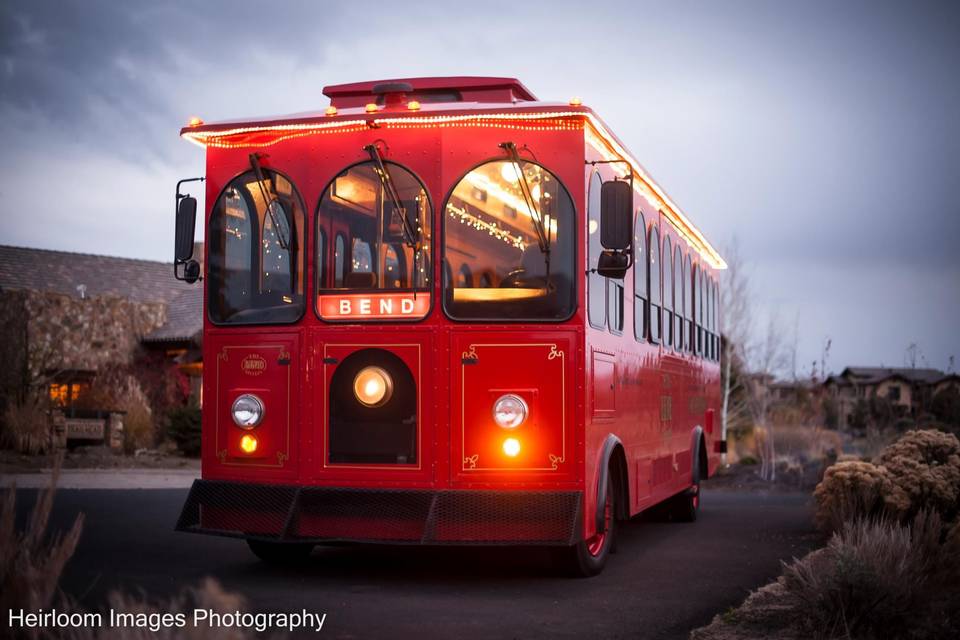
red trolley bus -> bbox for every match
[173,77,726,576]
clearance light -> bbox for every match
[365,103,378,113]
[493,394,528,429]
[569,96,582,106]
[188,116,204,127]
[240,434,258,454]
[502,438,521,457]
[353,366,393,407]
[325,106,337,116]
[407,100,421,111]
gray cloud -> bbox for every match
[0,0,957,371]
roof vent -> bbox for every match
[372,81,414,109]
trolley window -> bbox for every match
[208,169,305,324]
[316,161,432,321]
[443,160,576,321]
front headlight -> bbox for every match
[353,366,393,407]
[231,394,264,429]
[493,394,528,429]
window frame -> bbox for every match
[587,171,606,329]
[648,225,662,345]
[440,156,579,324]
[207,167,307,326]
[633,209,648,342]
[314,159,435,324]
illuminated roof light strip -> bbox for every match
[182,110,724,268]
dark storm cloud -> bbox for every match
[0,0,957,370]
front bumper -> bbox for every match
[176,480,583,546]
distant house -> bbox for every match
[823,366,954,428]
[0,244,203,414]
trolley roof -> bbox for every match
[180,77,725,269]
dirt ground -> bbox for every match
[0,446,199,474]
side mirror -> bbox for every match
[597,250,629,279]
[175,196,197,262]
[600,180,632,250]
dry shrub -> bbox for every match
[1,398,51,455]
[813,429,960,532]
[876,429,960,521]
[0,460,84,632]
[813,461,905,532]
[774,424,843,464]
[781,512,958,639]
[121,400,155,454]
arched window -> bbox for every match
[633,210,647,342]
[587,172,605,328]
[674,245,684,352]
[317,160,432,320]
[684,253,693,353]
[443,158,577,321]
[208,169,305,324]
[662,235,673,349]
[714,279,721,360]
[649,225,662,344]
[697,266,705,356]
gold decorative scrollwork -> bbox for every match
[461,345,478,360]
[217,449,227,463]
[548,454,564,470]
[463,454,478,469]
[548,345,564,360]
[218,349,229,362]
[277,451,288,465]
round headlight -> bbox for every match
[493,394,528,429]
[353,366,393,407]
[231,394,264,429]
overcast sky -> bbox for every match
[1,0,957,375]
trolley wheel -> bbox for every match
[561,474,616,577]
[247,539,314,565]
[668,481,701,523]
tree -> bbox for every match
[720,240,791,481]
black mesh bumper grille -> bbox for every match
[176,480,582,546]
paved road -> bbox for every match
[18,488,818,639]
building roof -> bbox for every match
[142,287,203,344]
[838,366,947,385]
[0,245,192,305]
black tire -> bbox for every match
[561,471,617,577]
[247,539,314,565]
[668,481,700,523]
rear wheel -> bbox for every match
[562,473,616,577]
[247,539,314,565]
[668,481,700,522]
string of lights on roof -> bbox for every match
[182,108,725,269]
[446,203,527,250]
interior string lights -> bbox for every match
[446,204,526,250]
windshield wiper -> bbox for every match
[364,144,420,254]
[499,142,551,285]
[249,153,291,250]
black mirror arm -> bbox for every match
[586,249,633,276]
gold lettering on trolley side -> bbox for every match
[660,396,673,421]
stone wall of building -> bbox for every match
[15,289,167,379]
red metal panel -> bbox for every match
[450,331,576,483]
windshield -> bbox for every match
[442,160,576,320]
[316,161,432,321]
[208,169,305,324]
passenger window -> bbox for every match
[684,254,692,353]
[674,246,683,352]
[649,226,662,344]
[587,172,605,328]
[633,211,647,342]
[662,235,673,348]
